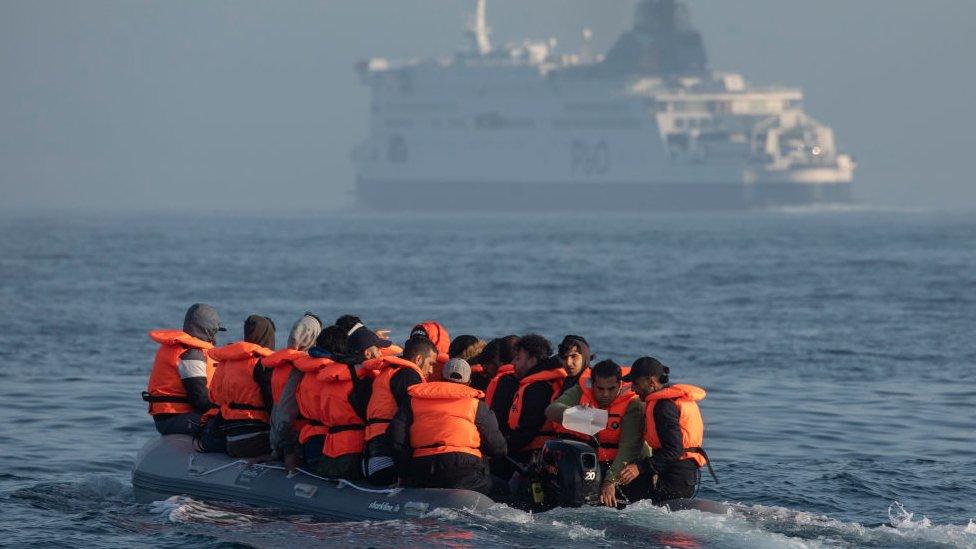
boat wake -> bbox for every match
[147,494,976,548]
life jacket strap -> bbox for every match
[229,402,267,411]
[142,391,189,404]
[365,418,391,425]
[685,446,718,484]
[328,424,365,434]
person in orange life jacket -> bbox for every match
[263,313,323,468]
[448,335,488,390]
[474,335,521,479]
[617,357,711,504]
[507,334,567,464]
[557,335,594,395]
[314,323,392,480]
[389,358,509,497]
[291,324,347,471]
[478,335,521,431]
[410,321,450,377]
[361,336,439,485]
[144,303,226,435]
[546,360,647,508]
[198,315,276,457]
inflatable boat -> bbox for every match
[131,436,727,519]
[131,435,494,520]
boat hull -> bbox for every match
[355,178,852,211]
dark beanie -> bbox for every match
[244,315,276,350]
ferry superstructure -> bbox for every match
[353,0,854,210]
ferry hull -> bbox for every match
[356,179,852,211]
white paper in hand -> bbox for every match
[562,405,609,436]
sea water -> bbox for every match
[0,207,973,547]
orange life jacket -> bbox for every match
[262,348,308,433]
[262,348,307,403]
[576,366,631,392]
[484,364,515,406]
[508,368,567,451]
[644,384,708,468]
[316,361,373,458]
[143,330,215,415]
[293,355,331,443]
[208,341,274,423]
[413,321,450,365]
[362,356,426,442]
[554,386,637,462]
[408,382,484,459]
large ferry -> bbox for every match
[353,0,854,210]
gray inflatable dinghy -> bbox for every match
[131,435,494,520]
[132,436,727,519]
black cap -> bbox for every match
[348,326,393,353]
[621,356,669,382]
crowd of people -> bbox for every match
[143,303,713,507]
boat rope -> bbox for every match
[186,457,399,495]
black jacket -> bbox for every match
[506,357,563,454]
[638,398,684,474]
[489,373,519,435]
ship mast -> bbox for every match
[468,0,492,55]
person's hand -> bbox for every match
[283,452,298,474]
[375,329,391,340]
[600,482,617,508]
[617,463,640,485]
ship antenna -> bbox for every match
[468,0,492,55]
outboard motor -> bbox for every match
[538,439,603,508]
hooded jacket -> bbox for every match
[411,321,450,365]
[265,314,323,454]
[558,335,593,394]
[144,303,224,416]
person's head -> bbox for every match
[287,312,322,351]
[513,334,553,378]
[410,321,451,359]
[473,335,519,376]
[315,324,348,355]
[622,357,670,400]
[590,359,623,408]
[557,335,592,377]
[449,335,483,359]
[441,358,472,385]
[335,315,364,335]
[402,335,439,377]
[348,324,393,360]
[183,303,226,344]
[244,315,276,350]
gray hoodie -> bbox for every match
[269,314,323,455]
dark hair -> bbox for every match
[403,335,438,362]
[591,359,622,381]
[514,334,552,363]
[498,335,520,365]
[449,335,480,359]
[558,335,588,357]
[315,324,348,355]
[334,315,363,334]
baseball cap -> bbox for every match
[442,358,472,384]
[348,325,393,353]
[621,356,669,382]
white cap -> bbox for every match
[442,358,472,384]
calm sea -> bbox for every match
[1,207,974,548]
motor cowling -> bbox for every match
[538,439,603,508]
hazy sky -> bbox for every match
[2,0,974,211]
